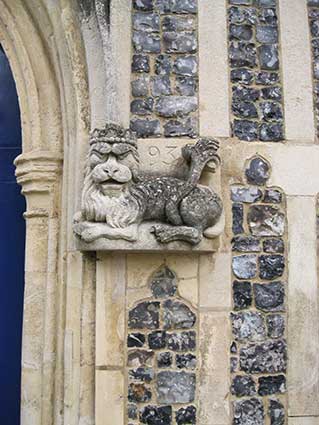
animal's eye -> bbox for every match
[117,152,129,160]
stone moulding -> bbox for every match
[74,123,224,252]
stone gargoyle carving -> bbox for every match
[73,123,224,246]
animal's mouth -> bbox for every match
[100,180,125,193]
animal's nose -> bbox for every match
[103,155,119,175]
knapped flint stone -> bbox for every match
[163,32,197,54]
[132,76,149,97]
[263,188,282,203]
[229,41,257,68]
[259,122,283,142]
[133,12,160,32]
[175,406,196,424]
[259,7,277,25]
[233,86,259,102]
[263,238,284,254]
[157,371,196,403]
[164,118,197,137]
[269,399,285,425]
[151,266,177,298]
[232,236,261,252]
[231,68,254,85]
[310,9,319,20]
[233,119,258,141]
[173,55,197,76]
[309,0,319,5]
[128,383,152,402]
[132,54,150,73]
[240,340,287,373]
[314,59,319,80]
[129,367,155,382]
[130,118,161,138]
[162,16,194,32]
[231,356,238,373]
[155,55,172,76]
[260,101,283,121]
[266,314,285,338]
[233,398,264,425]
[128,332,146,347]
[128,404,138,420]
[163,299,196,330]
[230,0,252,4]
[151,76,171,96]
[155,96,197,117]
[231,311,266,342]
[259,255,285,280]
[256,71,279,85]
[133,31,161,53]
[232,203,244,235]
[148,330,167,349]
[129,301,160,329]
[245,156,270,185]
[232,255,257,279]
[256,0,276,5]
[134,0,154,11]
[176,353,197,369]
[258,375,286,396]
[232,101,258,118]
[229,24,253,41]
[156,0,197,14]
[167,331,196,351]
[231,341,238,353]
[231,375,256,397]
[258,45,279,70]
[248,205,285,236]
[233,281,252,310]
[231,186,262,203]
[228,6,257,25]
[256,25,278,43]
[140,405,172,425]
[254,281,285,312]
[131,98,154,115]
[176,76,197,96]
[261,86,282,101]
[127,350,154,367]
[157,351,172,368]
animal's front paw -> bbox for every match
[151,224,172,243]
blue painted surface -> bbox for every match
[0,45,25,424]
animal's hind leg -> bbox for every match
[151,224,202,245]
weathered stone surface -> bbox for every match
[232,101,258,118]
[229,41,257,68]
[163,118,197,137]
[175,406,196,424]
[173,55,197,76]
[268,399,285,425]
[259,122,283,141]
[260,101,283,121]
[256,25,278,43]
[256,0,276,5]
[129,367,155,382]
[258,44,279,70]
[233,398,264,425]
[231,186,263,203]
[240,340,287,373]
[231,357,238,373]
[156,0,197,14]
[263,188,282,203]
[129,301,160,329]
[157,351,172,368]
[132,54,150,73]
[132,76,149,97]
[259,7,277,25]
[230,24,253,41]
[228,6,257,25]
[176,353,196,369]
[254,281,285,311]
[231,68,254,85]
[266,314,285,338]
[231,341,238,353]
[232,203,244,234]
[232,236,261,252]
[151,76,171,96]
[231,375,256,397]
[155,96,197,117]
[127,350,154,367]
[155,54,172,75]
[258,255,285,280]
[163,300,196,329]
[157,371,196,403]
[133,31,161,53]
[134,0,154,11]
[148,330,167,349]
[261,86,282,101]
[162,16,194,32]
[151,266,177,298]
[233,119,258,141]
[233,280,252,310]
[258,375,286,396]
[248,205,285,236]
[140,405,172,425]
[133,12,160,32]
[230,0,253,4]
[232,254,258,279]
[163,32,197,54]
[245,156,270,185]
[128,404,138,420]
[176,76,197,96]
[233,86,259,101]
[128,332,146,347]
[128,383,152,402]
[231,311,266,341]
[131,98,154,115]
[130,118,161,138]
[167,331,196,351]
[256,71,279,85]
